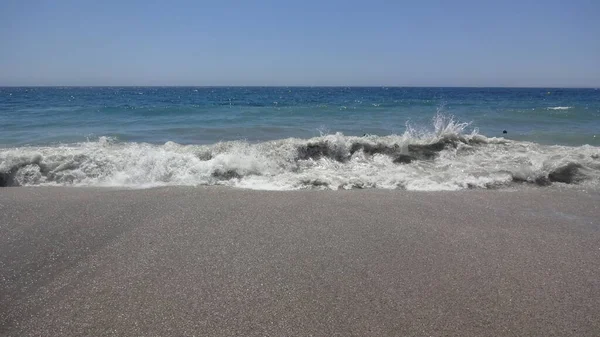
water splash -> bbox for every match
[1,115,599,190]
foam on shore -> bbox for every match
[2,114,599,190]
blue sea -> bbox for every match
[1,87,599,190]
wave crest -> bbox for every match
[1,115,599,190]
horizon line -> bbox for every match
[1,85,598,89]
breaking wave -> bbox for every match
[1,114,599,191]
[547,106,573,110]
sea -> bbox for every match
[1,87,599,190]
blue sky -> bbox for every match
[1,0,599,87]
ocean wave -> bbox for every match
[547,106,573,110]
[1,114,599,191]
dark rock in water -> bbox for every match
[211,169,241,180]
[548,163,584,184]
[503,130,507,134]
[393,155,414,164]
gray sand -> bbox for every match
[1,187,599,336]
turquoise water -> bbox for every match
[1,87,599,146]
[1,87,599,190]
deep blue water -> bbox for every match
[1,87,599,147]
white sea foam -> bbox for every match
[1,114,599,191]
[547,106,573,110]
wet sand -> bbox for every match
[1,187,599,336]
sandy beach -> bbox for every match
[1,186,599,336]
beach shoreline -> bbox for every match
[1,186,599,336]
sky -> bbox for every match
[1,0,599,87]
